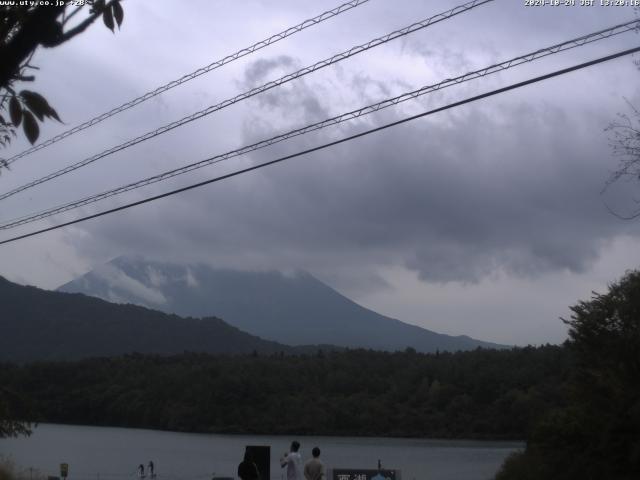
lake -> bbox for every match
[0,424,522,480]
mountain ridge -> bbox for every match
[57,256,507,352]
[0,275,306,362]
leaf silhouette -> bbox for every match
[21,90,47,120]
[9,96,22,127]
[113,1,124,28]
[20,90,61,122]
[103,6,114,32]
[22,111,40,144]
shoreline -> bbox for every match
[8,422,526,445]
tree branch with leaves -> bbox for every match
[0,0,124,154]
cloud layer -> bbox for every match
[1,0,640,344]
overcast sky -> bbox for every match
[2,0,640,345]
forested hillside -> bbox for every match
[0,276,296,361]
[0,346,568,439]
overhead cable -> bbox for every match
[1,20,637,231]
[1,45,638,246]
[0,0,494,201]
[3,0,372,166]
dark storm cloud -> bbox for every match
[212,64,637,284]
[71,58,640,286]
[239,55,330,128]
[243,55,297,87]
[350,73,393,103]
[3,0,640,335]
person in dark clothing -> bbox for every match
[238,448,260,480]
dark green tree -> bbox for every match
[497,270,640,480]
[559,270,640,476]
[0,386,34,438]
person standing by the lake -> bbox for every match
[303,447,325,480]
[237,448,260,480]
[148,461,154,478]
[280,440,303,480]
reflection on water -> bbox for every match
[0,424,522,480]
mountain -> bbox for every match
[58,256,506,352]
[0,275,297,362]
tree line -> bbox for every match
[0,345,569,440]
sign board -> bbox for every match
[332,469,399,480]
[245,445,270,480]
[60,464,69,478]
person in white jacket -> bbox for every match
[280,440,303,480]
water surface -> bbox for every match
[0,424,522,480]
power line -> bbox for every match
[0,0,494,202]
[1,19,637,231]
[3,0,372,166]
[1,45,637,247]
